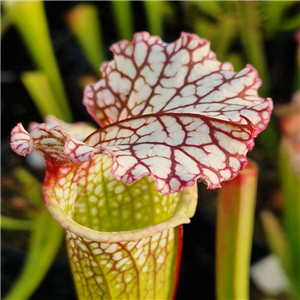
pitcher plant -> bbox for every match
[10,32,272,299]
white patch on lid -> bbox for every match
[108,71,121,93]
[174,150,199,175]
[171,49,190,65]
[118,77,132,95]
[97,89,115,106]
[136,120,163,137]
[187,39,198,50]
[134,77,145,91]
[93,79,105,90]
[192,43,209,62]
[220,169,231,179]
[136,83,152,103]
[116,155,138,170]
[229,157,241,171]
[134,41,148,67]
[154,85,176,100]
[169,177,181,191]
[215,131,242,155]
[241,109,261,125]
[142,157,171,179]
[181,84,196,97]
[202,168,219,185]
[117,128,134,138]
[186,126,211,146]
[202,144,226,169]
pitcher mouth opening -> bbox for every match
[43,155,198,243]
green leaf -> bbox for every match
[3,0,72,122]
[21,71,67,123]
[194,19,219,42]
[65,3,106,76]
[192,1,223,19]
[216,161,258,300]
[259,1,298,36]
[260,211,293,284]
[281,15,300,31]
[226,53,244,72]
[235,1,269,95]
[143,1,165,37]
[110,1,134,40]
[1,216,34,231]
[3,210,64,300]
[235,1,279,163]
[279,140,300,297]
[13,167,43,207]
[213,15,238,60]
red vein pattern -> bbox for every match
[85,113,255,193]
[84,32,272,131]
[82,31,273,193]
[40,151,197,300]
[67,227,181,300]
[11,123,95,165]
[9,31,273,299]
[11,32,272,194]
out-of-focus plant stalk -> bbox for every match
[13,167,43,207]
[2,166,64,300]
[65,3,105,77]
[216,160,258,300]
[3,210,64,300]
[214,15,237,61]
[279,130,300,298]
[3,0,72,122]
[192,1,222,19]
[235,1,279,162]
[143,1,165,37]
[261,89,300,298]
[110,1,134,40]
[21,71,67,121]
[1,216,34,231]
[235,1,269,95]
[260,210,293,285]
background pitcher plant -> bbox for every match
[10,32,272,299]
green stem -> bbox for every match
[3,1,72,122]
[214,15,238,60]
[3,210,64,300]
[279,141,300,298]
[66,3,105,76]
[21,71,67,122]
[110,1,134,40]
[235,1,279,163]
[1,216,34,231]
[235,1,269,95]
[13,167,43,207]
[143,1,165,37]
[260,211,293,287]
[216,161,258,299]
